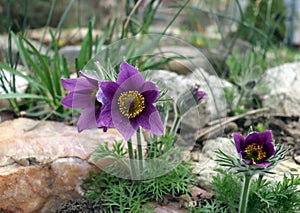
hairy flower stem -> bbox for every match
[127,139,137,179]
[239,174,252,213]
[170,105,181,136]
[137,127,144,172]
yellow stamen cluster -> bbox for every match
[245,144,267,164]
[118,90,145,118]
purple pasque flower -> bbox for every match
[61,71,110,132]
[100,62,164,141]
[193,84,206,103]
[233,130,276,167]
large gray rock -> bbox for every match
[191,137,236,190]
[153,45,218,75]
[262,62,300,116]
[149,69,232,133]
[0,118,122,212]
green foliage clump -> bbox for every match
[248,174,300,213]
[84,171,150,213]
[84,135,195,212]
[84,161,195,212]
[224,49,268,114]
[201,169,300,213]
[191,200,229,213]
[211,169,241,212]
[237,0,286,46]
[0,19,97,121]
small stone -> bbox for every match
[154,46,210,75]
[188,185,213,199]
[191,151,199,161]
[295,156,300,164]
[224,122,238,134]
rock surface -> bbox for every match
[29,27,103,46]
[150,69,232,133]
[0,118,123,212]
[191,137,237,190]
[154,45,217,75]
[262,62,300,116]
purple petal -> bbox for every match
[245,132,261,145]
[252,161,270,167]
[141,81,159,93]
[61,93,74,108]
[100,81,119,101]
[109,96,138,140]
[136,104,164,136]
[130,118,139,130]
[77,106,98,132]
[95,105,110,131]
[110,93,141,140]
[260,130,273,145]
[117,62,140,84]
[242,159,252,165]
[78,71,99,86]
[232,133,245,153]
[61,74,98,93]
[118,72,144,91]
[76,78,97,92]
[148,109,164,136]
[142,90,159,104]
[241,151,247,158]
[61,78,77,91]
[135,104,156,130]
[113,113,137,141]
[141,81,159,103]
[195,90,206,101]
[99,104,114,127]
[61,91,93,108]
[264,141,276,158]
[96,88,108,105]
[245,131,273,146]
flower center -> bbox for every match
[245,144,267,165]
[118,90,145,118]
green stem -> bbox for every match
[239,174,252,213]
[127,139,136,179]
[162,0,190,35]
[137,127,144,173]
[170,105,181,136]
[235,86,245,110]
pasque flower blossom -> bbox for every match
[233,130,276,167]
[61,71,110,132]
[193,83,206,102]
[99,62,164,140]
